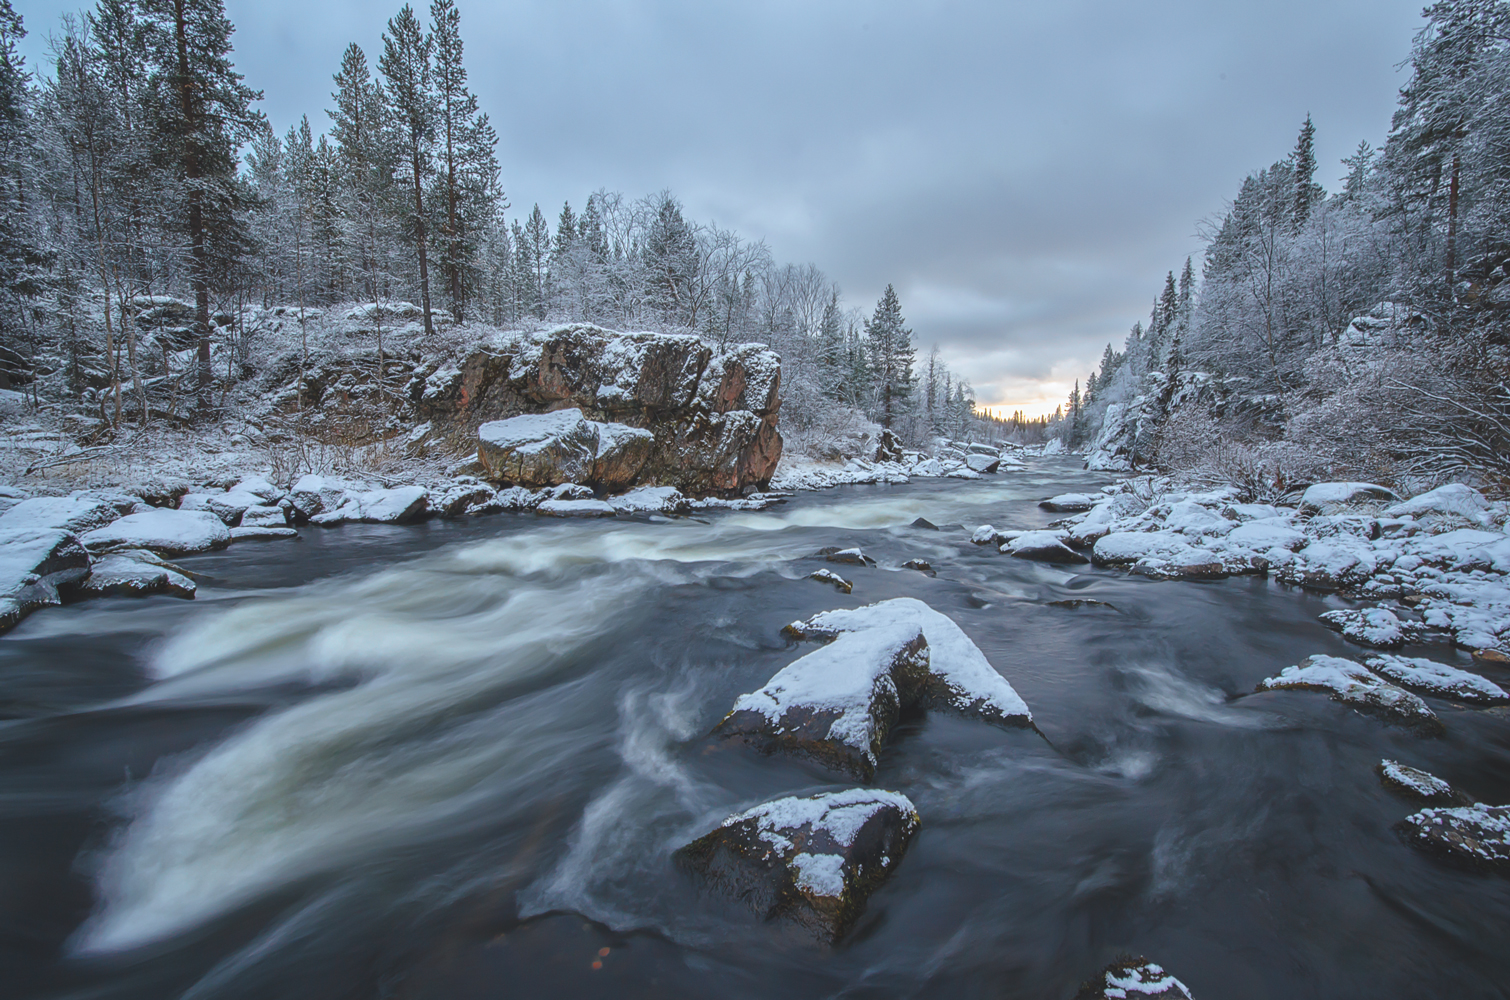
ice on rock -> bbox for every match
[1318,607,1417,648]
[1364,654,1509,705]
[1004,530,1088,564]
[785,597,1033,728]
[1378,759,1462,803]
[1076,957,1195,999]
[81,508,231,556]
[675,788,920,943]
[1401,802,1510,870]
[712,623,929,780]
[1256,654,1442,732]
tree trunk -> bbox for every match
[1446,151,1460,293]
[173,0,213,415]
[412,149,434,336]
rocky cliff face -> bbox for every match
[418,324,782,495]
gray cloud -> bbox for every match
[17,0,1425,411]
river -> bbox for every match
[2,458,1507,999]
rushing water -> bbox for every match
[2,458,1508,999]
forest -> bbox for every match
[0,0,992,472]
[1063,0,1510,491]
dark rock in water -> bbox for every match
[1256,655,1443,735]
[676,788,919,944]
[808,568,853,593]
[901,559,933,574]
[712,624,929,780]
[1039,493,1098,513]
[819,546,873,566]
[1472,648,1510,666]
[1400,803,1510,871]
[1364,655,1509,705]
[909,517,939,530]
[1377,759,1469,804]
[1003,531,1089,564]
[1048,599,1116,610]
[1075,957,1194,999]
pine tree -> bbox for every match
[141,0,264,412]
[329,42,389,307]
[1292,114,1319,229]
[865,283,914,429]
[521,203,549,318]
[379,4,436,336]
[816,291,844,400]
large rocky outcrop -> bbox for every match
[418,324,782,495]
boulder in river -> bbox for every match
[71,549,195,600]
[1377,759,1467,804]
[1075,957,1195,999]
[477,408,655,489]
[0,528,92,632]
[536,498,617,518]
[902,558,934,574]
[80,508,231,556]
[964,453,1000,474]
[1256,655,1443,734]
[1003,530,1088,564]
[1318,607,1417,648]
[1039,493,1098,513]
[712,623,929,780]
[1364,655,1509,705]
[1400,802,1510,871]
[0,494,123,535]
[785,597,1033,729]
[821,546,873,566]
[807,568,853,593]
[676,788,919,943]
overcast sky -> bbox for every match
[15,0,1426,415]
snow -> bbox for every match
[1318,607,1411,648]
[788,851,847,898]
[1299,482,1401,512]
[311,485,429,525]
[231,525,298,540]
[478,408,591,451]
[1103,962,1192,999]
[1364,654,1509,704]
[1040,493,1099,512]
[1403,803,1510,867]
[0,527,92,630]
[1379,759,1455,800]
[0,495,119,535]
[1004,530,1087,564]
[535,498,617,517]
[731,623,926,764]
[1093,531,1194,566]
[788,597,1032,724]
[808,568,853,592]
[78,550,195,599]
[964,453,999,473]
[81,508,231,556]
[606,486,688,514]
[1387,483,1490,523]
[1257,654,1439,729]
[722,787,919,853]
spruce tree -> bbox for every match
[865,283,915,429]
[1292,114,1319,229]
[329,42,389,308]
[379,4,436,335]
[141,0,264,412]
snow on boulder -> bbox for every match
[1162,499,1236,538]
[607,485,689,514]
[785,597,1033,728]
[1039,493,1098,513]
[1299,482,1401,514]
[1364,654,1509,705]
[1221,519,1305,553]
[1276,537,1380,590]
[0,495,121,535]
[588,421,657,489]
[1401,802,1510,871]
[343,300,421,322]
[1256,654,1442,733]
[1378,759,1464,803]
[433,480,500,517]
[1074,958,1194,1000]
[311,486,429,525]
[821,546,873,566]
[712,623,929,780]
[0,528,92,633]
[178,490,256,526]
[808,568,853,593]
[535,498,617,517]
[476,408,655,489]
[1317,607,1419,648]
[239,505,290,529]
[1004,530,1088,564]
[971,525,1009,546]
[675,788,919,943]
[81,508,231,557]
[964,453,1000,474]
[1092,531,1191,567]
[287,474,359,519]
[1387,483,1491,525]
[1065,493,1147,547]
[73,549,195,600]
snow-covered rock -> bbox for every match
[476,408,656,490]
[0,495,121,535]
[1075,958,1194,1000]
[1092,531,1193,567]
[712,622,929,779]
[239,504,290,529]
[0,528,92,632]
[822,546,872,566]
[535,498,617,517]
[784,597,1033,728]
[1299,482,1401,513]
[1039,493,1098,513]
[1064,493,1148,547]
[1386,483,1491,525]
[231,525,298,540]
[1004,530,1088,564]
[606,485,689,514]
[1378,759,1462,803]
[287,474,361,519]
[808,568,853,593]
[676,788,920,943]
[1256,654,1442,732]
[81,508,231,556]
[1364,654,1509,705]
[311,485,429,525]
[74,549,195,599]
[178,489,257,526]
[964,453,1000,474]
[1401,802,1510,870]
[1318,607,1418,648]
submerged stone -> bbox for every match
[676,788,919,943]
